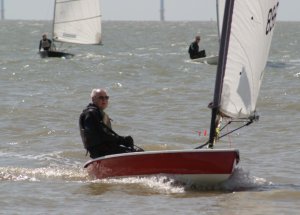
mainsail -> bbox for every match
[219,0,279,119]
[208,0,279,146]
[53,0,102,45]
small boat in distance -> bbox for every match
[84,0,279,185]
[39,0,102,58]
[39,50,74,59]
[191,0,225,65]
[192,55,219,65]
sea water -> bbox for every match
[0,20,299,214]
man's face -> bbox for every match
[93,91,109,110]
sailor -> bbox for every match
[39,33,52,51]
[79,89,141,158]
[188,35,206,59]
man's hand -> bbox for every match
[123,136,134,148]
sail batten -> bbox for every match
[53,0,102,45]
[55,15,102,25]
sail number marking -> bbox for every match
[266,1,279,35]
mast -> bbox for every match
[1,0,4,20]
[216,0,221,40]
[160,0,165,21]
[208,0,235,148]
[52,0,56,41]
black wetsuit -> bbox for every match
[188,41,206,59]
[39,39,52,51]
[79,103,134,158]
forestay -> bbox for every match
[219,0,279,119]
[53,0,102,45]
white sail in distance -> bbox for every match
[53,0,102,45]
[219,0,279,119]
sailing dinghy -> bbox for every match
[84,0,279,185]
[192,55,219,65]
[39,0,102,58]
[191,0,225,65]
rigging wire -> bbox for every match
[195,119,254,149]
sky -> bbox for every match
[2,0,300,21]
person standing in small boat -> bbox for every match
[39,33,52,51]
[79,89,140,158]
[188,35,206,59]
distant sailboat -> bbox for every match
[192,0,225,65]
[39,0,102,58]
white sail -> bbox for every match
[53,0,102,45]
[219,0,279,119]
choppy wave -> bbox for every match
[0,165,88,182]
[0,164,273,194]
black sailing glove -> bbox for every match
[121,136,134,148]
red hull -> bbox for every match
[84,149,239,184]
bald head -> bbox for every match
[91,88,106,99]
